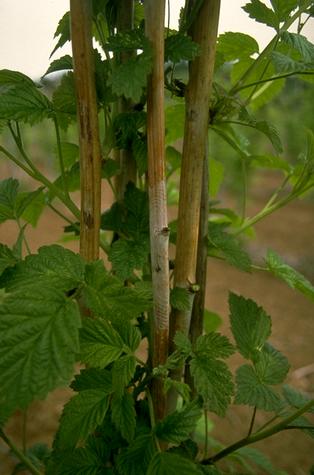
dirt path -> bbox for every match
[0,193,313,474]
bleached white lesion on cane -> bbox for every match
[149,180,170,331]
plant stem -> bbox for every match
[145,0,170,421]
[70,0,102,262]
[247,406,257,437]
[240,158,247,223]
[146,389,161,452]
[16,219,31,255]
[204,409,209,458]
[53,116,69,198]
[0,429,42,475]
[233,71,314,94]
[202,399,314,465]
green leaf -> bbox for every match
[208,223,252,272]
[132,136,148,176]
[52,72,77,130]
[0,244,18,275]
[249,154,290,172]
[265,249,314,301]
[235,364,282,411]
[116,434,156,475]
[280,32,314,63]
[195,333,235,359]
[242,0,278,29]
[109,53,152,102]
[82,260,152,320]
[51,11,70,58]
[52,446,105,475]
[56,142,79,170]
[164,379,191,403]
[15,187,45,220]
[80,318,124,368]
[229,293,271,360]
[165,34,200,63]
[112,355,136,396]
[44,54,73,77]
[203,310,223,333]
[21,189,46,227]
[108,238,149,279]
[147,452,202,475]
[174,331,192,356]
[0,286,80,416]
[0,73,52,124]
[113,321,141,352]
[236,446,279,475]
[165,102,185,145]
[270,0,298,22]
[71,368,112,392]
[56,389,110,449]
[0,177,19,222]
[217,32,259,61]
[155,400,202,444]
[209,158,224,198]
[190,357,234,416]
[170,287,192,312]
[255,343,290,385]
[102,158,120,179]
[271,51,314,73]
[111,391,136,443]
[282,385,314,413]
[0,69,35,87]
[166,146,181,176]
[3,244,85,293]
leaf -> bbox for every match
[82,260,152,320]
[208,223,252,272]
[15,187,45,220]
[132,136,148,176]
[165,33,200,63]
[217,32,259,61]
[242,0,278,29]
[21,189,46,227]
[236,446,279,475]
[271,51,314,73]
[155,400,202,444]
[116,434,156,475]
[0,286,80,416]
[249,154,290,172]
[229,293,272,360]
[0,73,52,124]
[56,142,79,170]
[52,446,105,475]
[195,333,235,359]
[0,244,18,275]
[112,321,141,352]
[102,158,120,179]
[51,11,70,58]
[165,102,185,145]
[265,249,314,301]
[80,318,124,368]
[209,158,224,198]
[108,239,149,279]
[112,355,136,396]
[109,53,152,102]
[270,0,298,22]
[190,357,234,416]
[0,177,19,222]
[44,55,73,77]
[164,378,191,403]
[255,343,290,385]
[111,391,136,443]
[52,72,77,130]
[3,244,85,293]
[203,310,223,333]
[170,287,192,312]
[174,331,192,356]
[280,32,314,63]
[147,452,202,475]
[282,385,314,413]
[55,389,110,449]
[70,368,112,392]
[166,146,181,176]
[235,364,282,411]
[0,69,35,87]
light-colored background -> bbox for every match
[0,0,313,80]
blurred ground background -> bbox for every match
[0,78,313,474]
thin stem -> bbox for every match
[247,406,257,437]
[48,203,79,229]
[202,399,314,465]
[0,145,36,178]
[146,389,161,452]
[17,219,31,255]
[53,116,69,198]
[0,429,43,475]
[240,158,247,222]
[255,414,279,433]
[204,410,209,458]
[233,71,314,94]
[263,173,292,209]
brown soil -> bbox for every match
[0,179,313,474]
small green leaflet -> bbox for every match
[55,389,110,450]
[147,452,202,475]
[155,400,202,444]
[165,33,200,63]
[217,32,259,61]
[52,446,105,475]
[43,54,73,77]
[52,72,77,130]
[265,249,314,301]
[0,178,44,224]
[0,244,18,275]
[235,364,282,411]
[21,189,46,227]
[236,446,279,475]
[165,102,185,145]
[51,11,70,58]
[203,310,223,333]
[242,0,279,30]
[71,368,112,392]
[111,391,136,443]
[271,51,314,74]
[229,293,271,360]
[195,333,235,359]
[255,343,290,385]
[280,32,314,63]
[102,158,120,179]
[56,142,79,170]
[170,287,192,312]
[0,286,81,417]
[270,0,299,22]
[282,385,314,413]
[112,355,136,396]
[209,157,224,198]
[108,239,149,280]
[116,434,156,475]
[3,244,85,293]
[80,318,124,368]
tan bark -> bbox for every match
[145,0,170,420]
[70,0,101,261]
